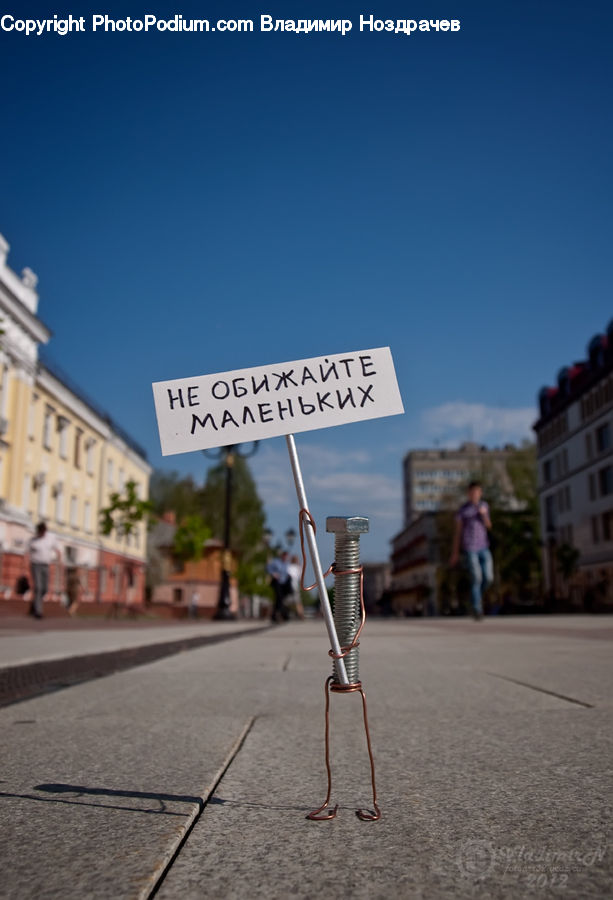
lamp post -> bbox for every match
[203,442,259,620]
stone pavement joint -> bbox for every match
[0,625,271,707]
[140,717,256,900]
[487,672,595,708]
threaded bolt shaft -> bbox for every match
[326,516,368,686]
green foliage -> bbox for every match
[199,455,268,596]
[489,444,542,598]
[99,479,154,538]
[172,514,212,562]
[149,470,202,520]
[506,443,539,517]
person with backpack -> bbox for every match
[450,481,493,620]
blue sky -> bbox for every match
[2,1,612,560]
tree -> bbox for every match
[99,479,154,539]
[199,455,268,596]
[172,514,211,562]
[149,470,202,521]
[485,444,542,604]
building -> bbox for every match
[403,442,517,522]
[361,562,391,613]
[534,321,613,608]
[148,514,239,618]
[392,443,519,614]
[390,514,440,615]
[0,232,151,610]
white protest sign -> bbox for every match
[152,346,404,456]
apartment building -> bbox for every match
[403,442,518,523]
[0,232,151,607]
[534,322,613,605]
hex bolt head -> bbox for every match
[326,516,369,535]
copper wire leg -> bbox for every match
[307,678,381,822]
[306,676,337,820]
[356,685,381,821]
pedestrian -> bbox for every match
[267,550,291,623]
[28,522,61,619]
[286,554,305,620]
[189,588,199,619]
[450,481,493,620]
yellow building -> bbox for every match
[0,232,151,609]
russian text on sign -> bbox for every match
[152,347,404,455]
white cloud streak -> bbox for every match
[419,402,536,446]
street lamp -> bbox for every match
[203,442,259,620]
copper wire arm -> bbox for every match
[298,508,334,591]
[307,676,381,822]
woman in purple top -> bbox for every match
[450,481,493,620]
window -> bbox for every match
[84,501,92,533]
[565,485,571,511]
[592,516,600,544]
[563,448,569,473]
[70,496,78,528]
[545,495,556,531]
[0,363,8,417]
[37,480,47,518]
[74,428,83,468]
[58,416,69,459]
[86,439,95,475]
[602,511,613,542]
[589,473,596,501]
[596,422,611,453]
[28,393,38,439]
[54,483,64,523]
[543,460,552,484]
[586,433,593,460]
[43,407,54,450]
[107,459,114,486]
[557,488,565,513]
[599,466,613,497]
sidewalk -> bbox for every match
[0,617,268,669]
[0,616,611,899]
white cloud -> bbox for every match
[251,440,402,525]
[310,471,400,519]
[419,402,536,446]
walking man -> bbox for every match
[267,550,291,623]
[28,522,61,619]
[450,481,493,619]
